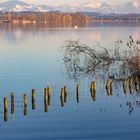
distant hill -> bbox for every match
[83,12,140,21]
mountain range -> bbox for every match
[0,0,140,14]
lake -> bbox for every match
[0,22,140,140]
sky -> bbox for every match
[0,0,133,5]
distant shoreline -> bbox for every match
[0,20,139,25]
[90,20,140,23]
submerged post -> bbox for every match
[76,84,80,103]
[23,94,27,116]
[106,79,111,90]
[123,79,127,93]
[32,89,36,110]
[129,78,133,95]
[11,92,15,114]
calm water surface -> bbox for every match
[0,23,140,139]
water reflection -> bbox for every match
[63,37,140,81]
[0,24,140,124]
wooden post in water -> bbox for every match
[44,88,48,112]
[23,94,27,116]
[60,88,65,107]
[105,80,111,96]
[47,87,51,106]
[11,92,15,114]
[32,89,36,110]
[4,97,8,112]
[64,86,67,103]
[91,81,96,94]
[123,79,127,93]
[76,84,80,103]
[106,80,111,90]
[4,97,8,122]
[129,78,133,95]
[91,81,96,101]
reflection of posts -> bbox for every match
[4,111,8,122]
[129,78,133,95]
[11,92,15,114]
[4,97,8,122]
[64,86,67,103]
[106,88,110,96]
[47,87,51,106]
[110,82,113,95]
[76,84,80,103]
[44,88,48,112]
[90,81,96,101]
[32,89,36,110]
[123,79,127,93]
[60,88,65,107]
[23,94,27,116]
[92,92,96,101]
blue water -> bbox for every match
[0,23,140,139]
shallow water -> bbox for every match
[0,23,140,139]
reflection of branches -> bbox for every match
[63,40,114,80]
[63,37,140,80]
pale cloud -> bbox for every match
[133,0,140,8]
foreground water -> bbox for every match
[0,23,140,139]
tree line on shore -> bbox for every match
[0,12,90,26]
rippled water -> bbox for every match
[0,23,140,139]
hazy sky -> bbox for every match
[0,0,133,5]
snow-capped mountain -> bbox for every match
[0,0,140,14]
[0,0,37,11]
[115,2,140,14]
